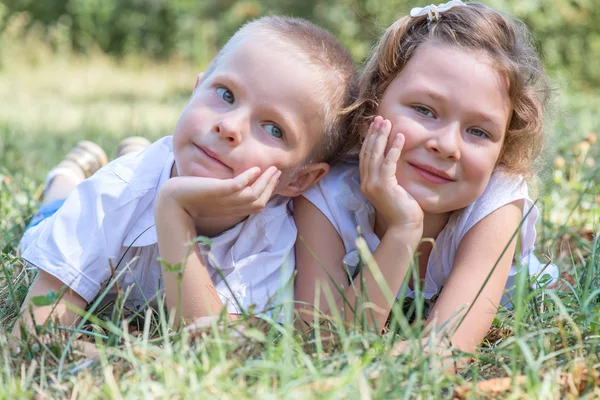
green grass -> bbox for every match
[1,49,600,398]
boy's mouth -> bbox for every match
[194,144,232,171]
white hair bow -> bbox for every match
[410,0,466,22]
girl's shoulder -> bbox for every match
[300,158,377,254]
[320,158,360,189]
[455,170,533,234]
[423,170,540,299]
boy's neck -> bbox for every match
[193,215,249,238]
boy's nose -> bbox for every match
[426,123,461,160]
[215,112,247,146]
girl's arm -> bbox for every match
[294,197,420,331]
[295,117,423,331]
[422,200,523,354]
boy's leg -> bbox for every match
[44,141,108,203]
[27,141,108,228]
[13,141,108,342]
[116,136,151,158]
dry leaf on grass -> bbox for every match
[453,376,527,399]
[453,363,600,399]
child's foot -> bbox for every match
[44,141,108,199]
[116,136,151,158]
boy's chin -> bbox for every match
[173,163,233,180]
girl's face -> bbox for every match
[377,42,511,214]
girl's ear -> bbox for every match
[277,163,330,198]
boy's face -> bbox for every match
[172,34,327,195]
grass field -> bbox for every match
[1,50,600,398]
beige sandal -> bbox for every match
[116,136,152,158]
[45,141,108,189]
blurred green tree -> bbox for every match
[0,0,597,88]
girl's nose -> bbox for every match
[426,123,461,160]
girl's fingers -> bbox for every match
[367,118,391,178]
[371,119,390,159]
[381,133,404,178]
[360,120,377,162]
[360,119,378,181]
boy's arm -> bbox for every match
[11,270,87,339]
[155,168,280,326]
[155,192,227,326]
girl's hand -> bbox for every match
[359,116,423,230]
[158,166,281,220]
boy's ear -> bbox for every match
[193,72,205,92]
[278,162,330,198]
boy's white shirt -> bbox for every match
[302,160,559,304]
[20,136,295,316]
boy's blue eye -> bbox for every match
[264,124,284,139]
[216,87,234,104]
[467,127,489,139]
[413,105,435,117]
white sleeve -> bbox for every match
[300,163,362,239]
[20,171,148,302]
[301,177,339,233]
[461,171,538,258]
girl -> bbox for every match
[294,1,557,355]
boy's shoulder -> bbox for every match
[97,136,174,193]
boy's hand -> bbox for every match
[359,116,423,231]
[158,166,281,219]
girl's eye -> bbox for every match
[216,87,234,104]
[413,105,435,118]
[264,124,284,139]
[467,127,490,139]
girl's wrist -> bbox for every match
[385,221,423,245]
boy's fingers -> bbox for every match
[229,167,261,192]
[254,170,281,208]
[381,133,404,177]
[246,166,278,198]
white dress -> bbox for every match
[302,160,558,305]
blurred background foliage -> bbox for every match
[0,0,598,90]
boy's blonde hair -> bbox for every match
[206,16,359,165]
[345,2,551,176]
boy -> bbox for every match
[13,16,358,336]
